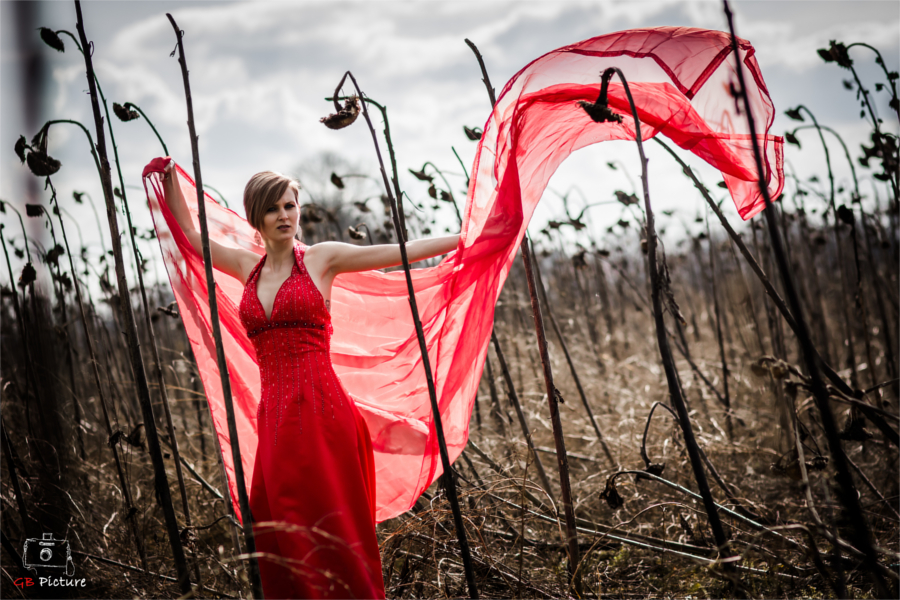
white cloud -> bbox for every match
[2,0,897,266]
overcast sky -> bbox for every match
[2,0,898,291]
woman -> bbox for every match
[162,160,458,599]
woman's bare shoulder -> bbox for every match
[302,242,334,275]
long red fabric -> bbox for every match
[143,26,782,524]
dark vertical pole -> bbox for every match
[519,238,582,588]
[329,71,478,599]
[483,354,504,435]
[465,38,582,590]
[704,217,734,441]
[583,66,732,561]
[165,12,263,599]
[74,1,186,589]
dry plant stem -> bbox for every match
[532,245,616,467]
[598,66,732,560]
[159,431,225,501]
[331,70,478,599]
[363,98,410,240]
[464,38,497,106]
[483,353,507,436]
[211,412,246,559]
[846,454,900,519]
[517,450,529,597]
[77,0,186,577]
[464,37,581,590]
[723,3,890,595]
[48,191,93,462]
[519,237,582,589]
[490,331,554,495]
[592,257,619,359]
[727,241,766,354]
[639,402,675,470]
[705,214,734,440]
[0,225,43,443]
[473,384,483,429]
[164,12,258,598]
[122,102,169,155]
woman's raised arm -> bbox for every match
[311,235,460,276]
[162,160,259,285]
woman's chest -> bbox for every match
[240,266,330,333]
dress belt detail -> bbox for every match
[247,320,326,339]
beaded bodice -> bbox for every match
[239,243,333,344]
[239,243,341,445]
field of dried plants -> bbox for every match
[1,3,898,599]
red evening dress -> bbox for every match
[239,241,385,599]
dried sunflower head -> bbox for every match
[14,135,27,163]
[784,131,801,148]
[578,99,623,124]
[18,263,36,288]
[113,102,140,122]
[463,126,482,141]
[320,96,360,130]
[784,107,804,122]
[26,152,61,177]
[39,28,65,53]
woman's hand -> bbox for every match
[162,157,176,182]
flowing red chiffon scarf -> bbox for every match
[143,27,782,524]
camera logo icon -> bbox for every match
[23,533,74,577]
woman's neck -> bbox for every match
[263,239,295,271]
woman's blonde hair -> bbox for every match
[243,171,300,233]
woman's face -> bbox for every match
[260,187,300,243]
